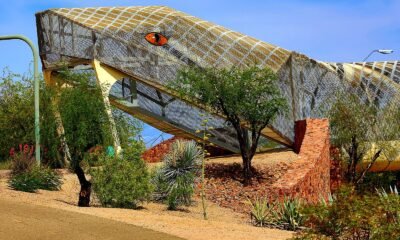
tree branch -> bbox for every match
[356,149,382,184]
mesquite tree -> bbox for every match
[57,70,113,206]
[170,66,287,185]
[329,93,400,185]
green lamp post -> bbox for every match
[0,35,40,165]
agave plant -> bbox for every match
[247,197,279,227]
[154,140,202,210]
[279,198,304,231]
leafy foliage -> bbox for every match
[329,93,400,185]
[53,69,145,207]
[296,185,400,240]
[0,69,60,165]
[55,69,115,206]
[58,70,113,164]
[153,140,202,210]
[112,108,143,149]
[169,66,287,184]
[80,109,145,169]
[0,70,35,160]
[8,166,62,193]
[91,154,153,209]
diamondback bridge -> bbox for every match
[36,6,400,154]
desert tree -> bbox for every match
[57,70,114,206]
[329,93,400,185]
[0,69,60,166]
[169,66,287,185]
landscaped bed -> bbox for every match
[202,150,297,214]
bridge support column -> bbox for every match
[43,70,71,166]
[92,60,127,155]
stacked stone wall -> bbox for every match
[270,119,331,203]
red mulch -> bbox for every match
[200,162,291,214]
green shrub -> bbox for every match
[295,185,400,240]
[91,154,153,209]
[153,140,201,210]
[8,167,62,192]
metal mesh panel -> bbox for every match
[109,79,241,151]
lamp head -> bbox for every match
[378,49,394,54]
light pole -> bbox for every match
[0,35,40,165]
[363,49,394,62]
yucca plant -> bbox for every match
[155,140,202,210]
[162,140,202,181]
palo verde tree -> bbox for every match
[329,93,400,185]
[169,66,287,185]
[57,70,113,207]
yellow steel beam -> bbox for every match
[43,70,72,166]
[92,59,126,155]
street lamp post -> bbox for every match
[363,49,394,62]
[0,35,40,165]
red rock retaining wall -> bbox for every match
[270,118,331,203]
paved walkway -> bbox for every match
[0,198,183,240]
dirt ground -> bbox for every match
[0,198,182,240]
[0,168,293,240]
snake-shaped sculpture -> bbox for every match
[36,6,400,168]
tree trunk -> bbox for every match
[74,164,91,207]
[235,126,253,185]
[243,155,252,186]
[347,136,359,183]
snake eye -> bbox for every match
[145,32,168,46]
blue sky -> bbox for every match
[0,0,399,147]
